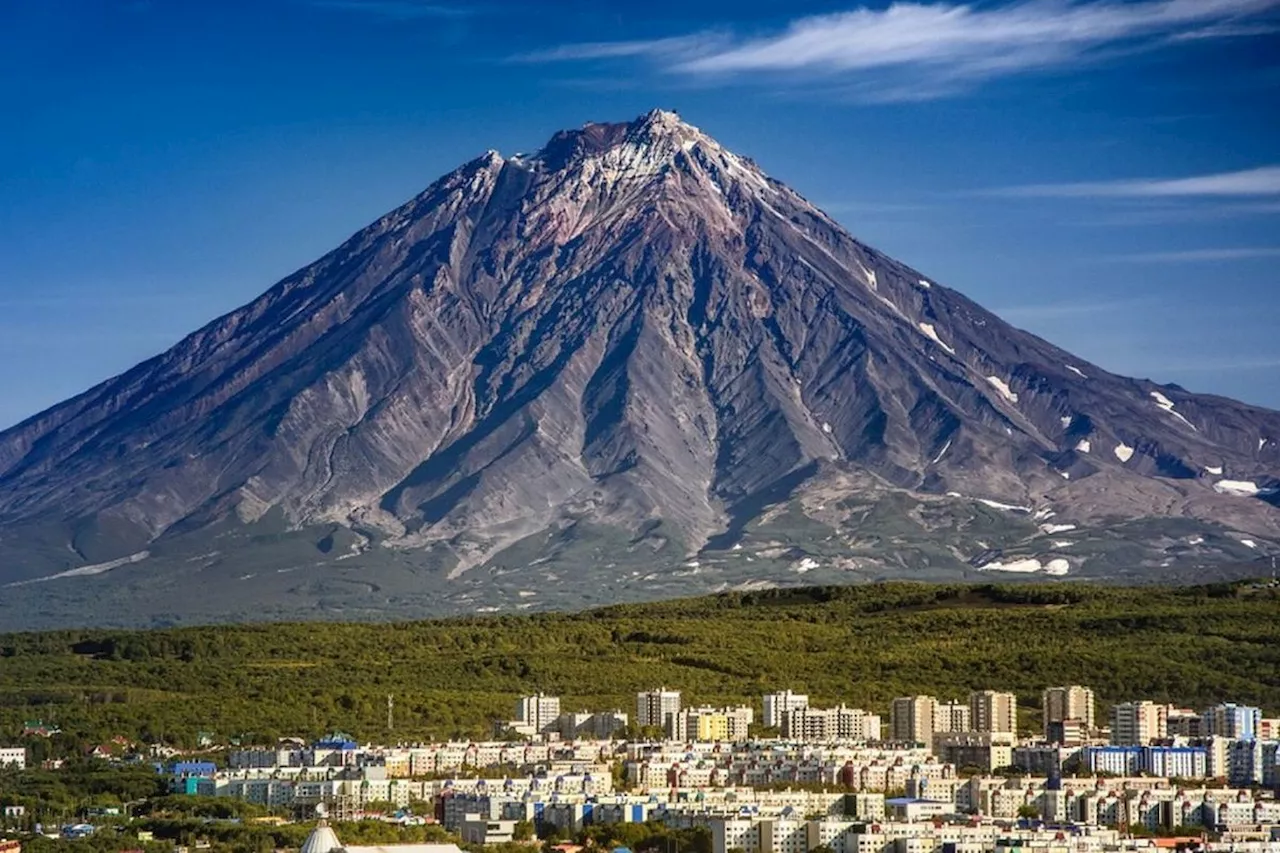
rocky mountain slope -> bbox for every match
[1,110,1277,629]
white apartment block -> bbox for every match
[763,690,809,729]
[0,747,26,769]
[782,705,880,742]
[553,710,629,740]
[515,693,561,732]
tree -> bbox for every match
[513,821,535,842]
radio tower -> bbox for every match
[387,694,394,733]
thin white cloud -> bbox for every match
[527,0,1280,99]
[992,166,1280,198]
[307,0,472,19]
[1145,355,1280,372]
[994,298,1157,322]
[518,35,726,63]
[1073,201,1280,226]
[1111,247,1280,262]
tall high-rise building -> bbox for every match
[970,690,1017,735]
[1110,701,1168,745]
[514,693,561,732]
[1043,686,1095,740]
[890,695,938,743]
[637,688,682,733]
[1202,703,1262,740]
[936,700,972,733]
[763,690,809,729]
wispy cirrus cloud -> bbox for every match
[990,165,1280,198]
[994,297,1158,322]
[523,0,1280,100]
[1110,247,1280,262]
[519,35,726,63]
[307,0,473,19]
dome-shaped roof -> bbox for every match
[301,822,342,853]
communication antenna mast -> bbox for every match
[387,694,394,733]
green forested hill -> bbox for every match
[1,582,1277,750]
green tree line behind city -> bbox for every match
[1,581,1277,750]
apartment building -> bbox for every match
[762,691,809,729]
[514,693,561,733]
[936,700,971,733]
[1042,685,1095,738]
[1202,702,1262,740]
[637,689,682,734]
[782,705,880,742]
[1109,701,1168,745]
[889,696,937,744]
[1080,745,1209,778]
[968,690,1017,734]
[683,706,753,742]
[931,731,1014,772]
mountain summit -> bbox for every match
[2,111,1277,628]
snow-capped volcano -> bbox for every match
[1,110,1277,628]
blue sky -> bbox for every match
[1,0,1278,429]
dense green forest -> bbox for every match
[1,582,1277,750]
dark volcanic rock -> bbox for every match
[1,110,1278,625]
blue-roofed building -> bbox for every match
[1081,745,1143,776]
[315,731,359,750]
[172,760,218,777]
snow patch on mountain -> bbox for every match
[918,323,956,355]
[986,376,1018,403]
[1040,523,1077,534]
[977,498,1032,513]
[976,556,1070,575]
[1214,480,1260,497]
[932,439,952,464]
[4,551,150,587]
[1115,443,1135,463]
[1150,391,1197,431]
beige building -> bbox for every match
[1109,701,1168,745]
[890,695,938,743]
[932,731,1015,772]
[1042,685,1095,739]
[936,700,971,733]
[969,691,1016,735]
